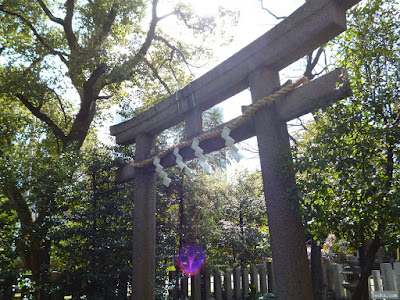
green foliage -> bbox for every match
[211,170,269,268]
[295,0,400,252]
[0,0,238,298]
[0,195,21,298]
[49,148,133,298]
[153,165,270,298]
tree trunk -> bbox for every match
[87,169,98,298]
[311,240,326,300]
[6,183,53,300]
[352,237,380,300]
[29,238,51,300]
[0,282,14,300]
[178,172,186,248]
[118,270,129,300]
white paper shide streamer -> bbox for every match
[221,126,243,162]
[191,139,211,173]
[153,156,171,187]
[173,148,193,177]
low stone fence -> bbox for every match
[326,261,400,300]
[168,262,276,300]
[167,261,400,300]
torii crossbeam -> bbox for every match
[110,0,360,299]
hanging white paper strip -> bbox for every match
[173,148,193,177]
[153,156,171,187]
[221,126,244,162]
[173,147,185,170]
[184,166,193,177]
[191,139,211,173]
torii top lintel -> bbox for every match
[110,0,360,145]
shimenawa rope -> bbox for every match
[130,76,308,168]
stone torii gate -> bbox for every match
[110,0,359,298]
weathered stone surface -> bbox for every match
[277,68,349,121]
[249,68,314,300]
[110,0,356,145]
[131,133,156,300]
[111,1,361,299]
[116,68,350,183]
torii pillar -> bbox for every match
[249,69,313,299]
[132,133,156,299]
[110,1,361,299]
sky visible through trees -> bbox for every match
[2,0,398,299]
[101,0,307,174]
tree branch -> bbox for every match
[154,35,196,75]
[21,58,68,124]
[289,133,298,145]
[63,0,79,52]
[385,132,394,190]
[259,0,286,20]
[96,95,113,100]
[304,46,325,80]
[158,10,177,22]
[4,188,33,230]
[86,63,108,88]
[36,0,64,25]
[0,7,68,64]
[22,56,44,77]
[393,114,400,126]
[48,87,68,125]
[174,10,213,32]
[103,0,159,86]
[15,93,67,142]
[96,2,118,46]
[159,48,175,69]
[313,66,329,78]
[63,63,108,149]
[311,47,325,70]
[143,57,172,95]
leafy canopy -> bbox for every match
[295,0,400,250]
